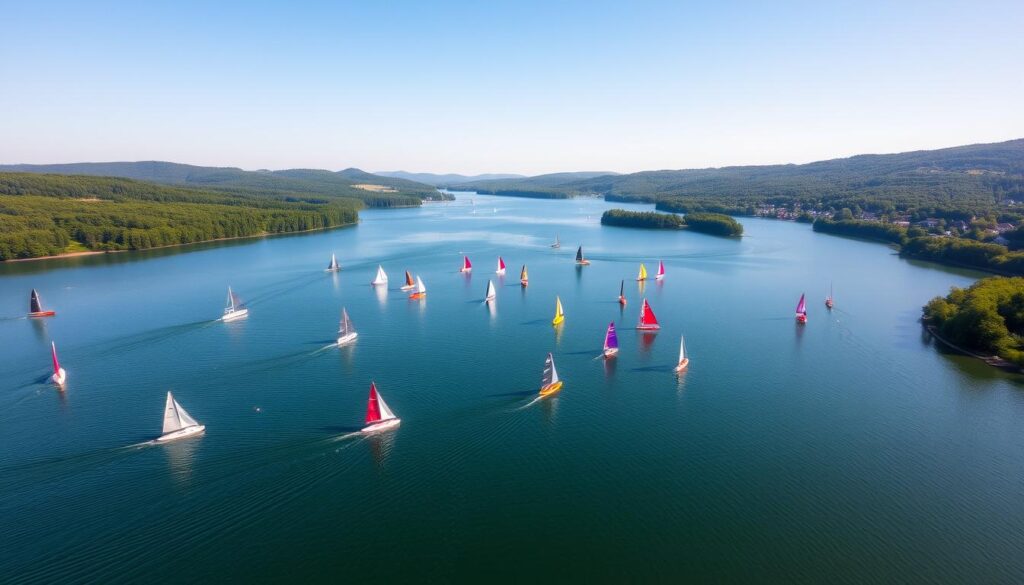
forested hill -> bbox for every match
[0,161,445,208]
[375,171,526,186]
[0,173,362,260]
[448,172,620,198]
[449,139,1024,216]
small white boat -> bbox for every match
[50,341,66,388]
[325,253,341,272]
[371,265,388,286]
[674,335,690,373]
[485,279,496,302]
[221,287,248,321]
[337,308,358,345]
[157,391,205,442]
[361,382,400,433]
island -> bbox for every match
[923,276,1024,369]
[600,209,743,236]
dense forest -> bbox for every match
[0,161,447,208]
[600,209,742,236]
[0,173,359,260]
[682,213,744,237]
[924,277,1024,366]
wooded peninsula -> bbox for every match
[600,209,743,236]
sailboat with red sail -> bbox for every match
[496,257,506,275]
[50,341,66,388]
[637,298,660,330]
[796,293,808,323]
[362,382,400,433]
[460,256,472,273]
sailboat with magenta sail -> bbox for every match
[460,256,473,273]
[496,257,506,275]
[655,260,665,281]
[796,293,808,323]
[362,382,400,433]
[50,341,66,388]
[603,322,619,358]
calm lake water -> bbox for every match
[2,194,1023,583]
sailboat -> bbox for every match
[50,341,66,387]
[362,382,400,433]
[618,280,627,306]
[371,265,388,286]
[520,265,529,287]
[825,282,834,309]
[156,391,205,442]
[637,298,660,330]
[539,353,563,397]
[551,234,560,248]
[409,275,427,299]
[325,253,340,272]
[636,263,648,282]
[337,308,358,345]
[603,322,619,358]
[575,245,590,265]
[460,256,473,273]
[28,289,56,318]
[796,293,808,323]
[655,261,665,281]
[552,296,565,326]
[674,335,689,372]
[485,279,496,302]
[221,287,248,321]
[496,257,506,275]
[400,270,416,291]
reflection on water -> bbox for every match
[540,394,558,427]
[553,323,563,346]
[374,285,387,307]
[30,317,48,342]
[638,331,657,355]
[368,430,397,469]
[162,436,200,489]
[486,299,496,322]
[330,272,340,291]
[603,356,617,379]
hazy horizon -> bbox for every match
[3,0,1022,175]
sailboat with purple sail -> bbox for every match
[603,322,619,358]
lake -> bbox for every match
[2,194,1023,583]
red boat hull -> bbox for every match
[28,311,56,318]
[637,324,660,331]
[796,314,807,323]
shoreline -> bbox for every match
[3,221,358,264]
[924,323,1020,372]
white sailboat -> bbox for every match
[409,275,427,299]
[337,308,358,345]
[325,253,341,272]
[220,287,248,321]
[157,391,205,442]
[674,335,690,373]
[371,265,388,286]
[362,382,400,433]
[485,279,496,302]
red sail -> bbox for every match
[463,256,472,270]
[405,271,414,286]
[365,382,382,424]
[51,342,60,374]
[498,257,506,270]
[639,299,660,328]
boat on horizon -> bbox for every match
[362,381,400,433]
[371,265,388,286]
[551,235,560,248]
[637,263,648,282]
[674,335,689,372]
[603,322,619,358]
[575,246,590,265]
[50,341,66,388]
[28,289,56,318]
[655,260,665,281]
[618,280,627,306]
[157,391,205,442]
[552,296,565,326]
[637,298,660,330]
[460,256,472,273]
[520,265,529,287]
[325,253,340,272]
[496,257,506,275]
[409,275,427,299]
[337,307,358,346]
[220,287,248,321]
[796,293,808,323]
[825,282,834,309]
[539,352,563,397]
[485,279,496,302]
[400,270,416,291]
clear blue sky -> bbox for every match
[2,0,1022,174]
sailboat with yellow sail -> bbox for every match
[636,263,648,282]
[520,265,529,287]
[552,296,565,326]
[539,352,563,397]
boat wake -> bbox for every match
[512,395,545,411]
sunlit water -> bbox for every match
[1,194,1022,583]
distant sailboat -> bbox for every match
[496,257,506,275]
[157,391,205,442]
[50,341,66,388]
[552,296,565,326]
[539,352,563,397]
[485,279,496,302]
[796,293,808,323]
[825,282,834,309]
[618,280,627,306]
[28,289,56,318]
[637,298,660,330]
[520,265,529,287]
[674,335,689,372]
[636,263,648,282]
[655,260,665,281]
[337,308,358,345]
[551,234,560,248]
[371,265,388,286]
[362,382,400,433]
[409,275,427,299]
[221,287,248,321]
[400,270,416,291]
[575,245,590,265]
[460,256,473,273]
[325,253,340,272]
[603,322,619,358]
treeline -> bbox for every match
[924,277,1024,366]
[600,209,742,236]
[812,218,907,244]
[466,188,573,199]
[0,173,360,260]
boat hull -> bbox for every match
[539,381,563,397]
[603,348,618,358]
[576,260,590,266]
[409,292,426,300]
[325,268,340,273]
[485,296,495,302]
[520,280,528,287]
[496,270,505,275]
[361,418,400,433]
[371,279,387,286]
[675,358,690,373]
[221,308,249,322]
[52,368,66,387]
[552,316,564,326]
[796,314,807,324]
[156,425,205,443]
[28,311,56,318]
[655,275,664,281]
[618,297,627,306]
[637,324,660,331]
[460,268,472,273]
[400,285,415,291]
[825,299,833,309]
[337,332,358,346]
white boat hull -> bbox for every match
[361,418,400,433]
[603,348,618,358]
[156,424,206,443]
[52,368,66,387]
[400,285,415,291]
[221,308,249,322]
[371,279,387,286]
[655,275,664,281]
[495,270,505,275]
[337,332,358,346]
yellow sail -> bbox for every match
[552,296,564,325]
[521,265,528,281]
[637,263,648,281]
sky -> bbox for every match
[1,0,1022,175]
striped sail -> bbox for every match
[542,353,559,387]
[604,322,618,351]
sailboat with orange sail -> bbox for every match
[539,353,563,397]
[637,298,660,330]
[400,270,416,291]
[409,276,427,299]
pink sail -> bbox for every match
[656,260,665,279]
[365,382,382,424]
[497,256,506,272]
[461,256,472,272]
[51,342,61,374]
[796,293,807,315]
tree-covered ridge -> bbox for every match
[0,161,447,208]
[924,277,1024,366]
[682,212,744,236]
[0,173,359,260]
[600,209,742,236]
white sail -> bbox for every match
[372,265,388,285]
[176,401,200,428]
[226,287,236,311]
[416,276,426,294]
[679,335,686,362]
[339,308,354,336]
[162,392,181,434]
[485,279,496,300]
[377,391,396,421]
[542,353,559,386]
